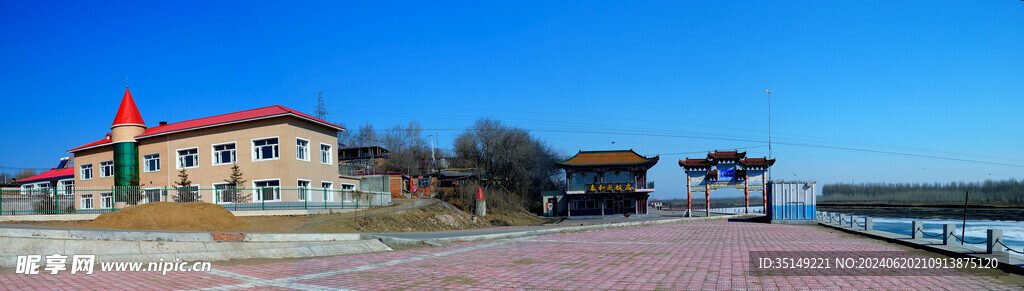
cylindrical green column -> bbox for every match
[113,142,139,187]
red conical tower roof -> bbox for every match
[112,87,146,128]
[475,187,484,200]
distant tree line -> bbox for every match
[822,179,1024,205]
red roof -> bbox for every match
[68,133,113,152]
[16,167,74,184]
[137,105,342,138]
[475,187,485,200]
[112,88,146,127]
[69,105,344,152]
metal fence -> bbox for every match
[0,186,392,215]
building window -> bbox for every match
[81,194,93,209]
[143,153,161,172]
[212,143,236,165]
[176,185,200,202]
[320,181,334,201]
[100,192,113,209]
[573,199,597,209]
[80,164,93,180]
[59,180,74,196]
[177,148,199,169]
[605,170,632,183]
[145,188,161,203]
[341,183,354,190]
[297,180,311,201]
[296,138,310,161]
[99,161,114,178]
[213,183,233,203]
[320,143,332,164]
[254,180,280,201]
[253,138,279,161]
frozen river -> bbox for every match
[716,206,1024,252]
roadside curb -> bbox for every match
[365,213,760,245]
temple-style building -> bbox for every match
[554,150,659,216]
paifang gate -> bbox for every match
[679,150,774,216]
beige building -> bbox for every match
[68,89,360,209]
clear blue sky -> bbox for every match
[2,1,1022,200]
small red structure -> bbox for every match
[475,187,484,200]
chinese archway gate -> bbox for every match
[678,150,774,216]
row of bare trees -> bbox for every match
[339,118,562,212]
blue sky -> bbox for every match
[1,1,1022,200]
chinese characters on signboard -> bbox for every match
[586,183,635,193]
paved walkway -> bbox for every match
[3,219,1022,290]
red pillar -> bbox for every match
[762,172,767,214]
[744,177,749,214]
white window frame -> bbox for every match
[251,137,280,162]
[340,183,354,202]
[211,142,237,166]
[174,184,200,202]
[176,147,200,169]
[57,179,74,197]
[320,143,333,165]
[99,160,114,178]
[143,153,161,173]
[296,138,310,162]
[252,179,281,202]
[212,182,233,204]
[144,188,161,203]
[100,192,113,209]
[81,193,94,209]
[321,181,334,202]
[80,164,93,180]
[297,179,311,201]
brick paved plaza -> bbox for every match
[2,219,1022,290]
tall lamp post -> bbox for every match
[766,90,772,182]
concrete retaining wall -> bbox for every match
[0,227,361,242]
[0,205,391,222]
[0,237,391,268]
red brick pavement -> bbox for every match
[2,219,1021,290]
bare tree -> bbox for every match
[15,169,37,180]
[453,119,561,207]
[381,121,431,175]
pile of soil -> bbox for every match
[86,202,248,231]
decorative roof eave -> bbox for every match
[738,157,776,167]
[555,159,659,169]
[554,149,659,169]
[678,158,712,168]
[706,150,745,160]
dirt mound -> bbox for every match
[86,202,248,231]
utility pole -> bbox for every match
[430,134,436,172]
[766,90,772,182]
[313,92,328,120]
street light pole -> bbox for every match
[766,90,772,182]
